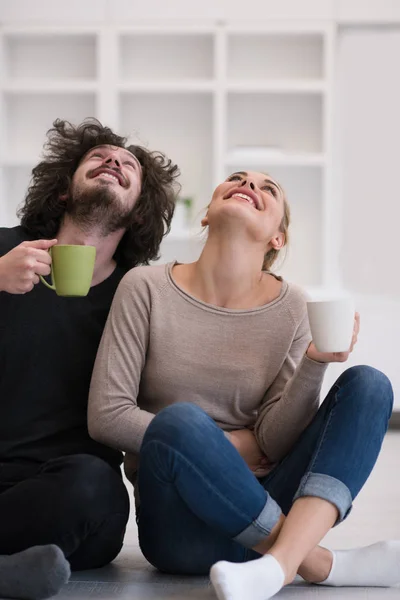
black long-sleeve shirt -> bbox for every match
[0,226,125,469]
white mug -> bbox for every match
[307,297,355,353]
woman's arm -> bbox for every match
[254,313,328,463]
[88,269,155,454]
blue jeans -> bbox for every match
[137,366,393,575]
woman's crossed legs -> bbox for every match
[137,366,395,600]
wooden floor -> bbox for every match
[15,433,400,599]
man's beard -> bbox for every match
[66,182,135,236]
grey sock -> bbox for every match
[0,545,70,600]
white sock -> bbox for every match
[210,554,285,600]
[318,541,400,587]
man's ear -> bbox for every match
[59,193,68,202]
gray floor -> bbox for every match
[20,434,400,599]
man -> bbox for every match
[0,118,179,599]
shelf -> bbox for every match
[2,26,100,35]
[3,80,99,93]
[0,22,332,292]
[120,92,213,218]
[225,151,325,168]
[118,81,216,93]
[226,80,326,94]
[227,33,324,81]
[0,166,32,227]
[117,25,216,35]
[227,93,323,154]
[119,33,214,81]
[3,33,97,81]
[265,166,324,287]
[4,93,96,158]
[1,157,37,168]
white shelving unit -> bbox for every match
[0,22,336,288]
[221,24,336,288]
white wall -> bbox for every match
[338,27,400,298]
[337,0,400,23]
[322,26,400,406]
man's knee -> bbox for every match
[41,454,130,522]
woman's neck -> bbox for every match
[175,233,280,310]
[56,217,125,285]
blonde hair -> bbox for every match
[262,191,290,271]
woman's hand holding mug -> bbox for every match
[307,312,360,364]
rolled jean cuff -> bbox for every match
[294,472,353,524]
[233,494,282,548]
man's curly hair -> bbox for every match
[18,118,180,269]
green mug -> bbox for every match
[40,245,96,297]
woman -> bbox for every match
[88,171,396,600]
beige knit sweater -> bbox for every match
[88,263,328,483]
